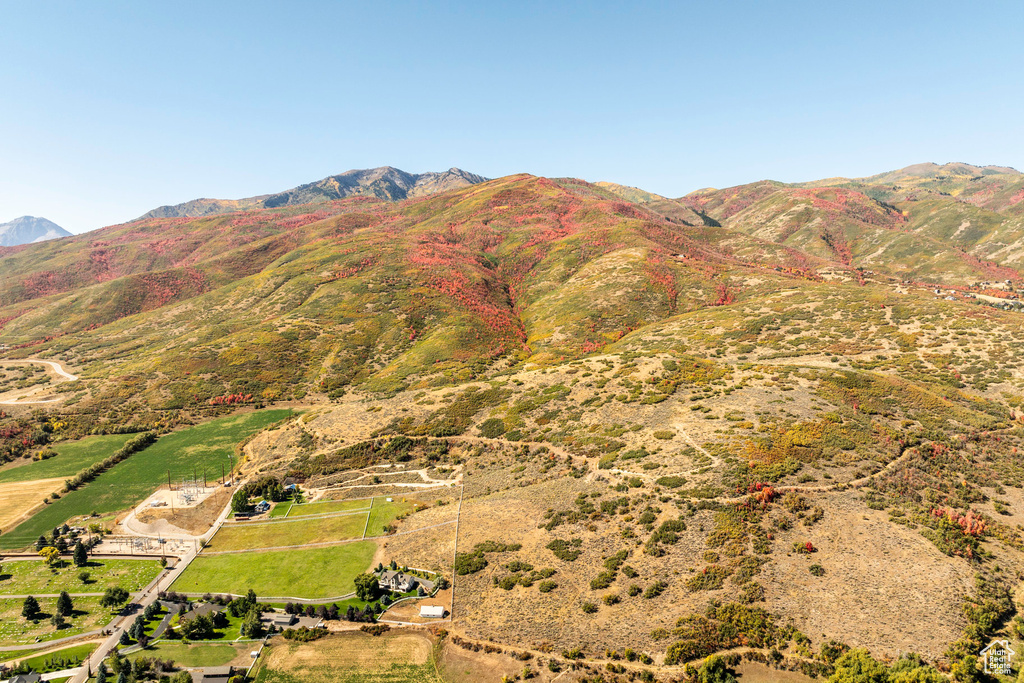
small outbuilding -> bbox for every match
[419,605,445,618]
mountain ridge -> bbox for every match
[138,165,487,220]
[0,216,72,247]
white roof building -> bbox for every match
[419,605,445,618]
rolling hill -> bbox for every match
[1,163,1024,679]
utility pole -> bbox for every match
[167,471,172,491]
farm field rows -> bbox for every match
[172,542,378,599]
[0,558,162,596]
[0,410,293,549]
[0,434,134,484]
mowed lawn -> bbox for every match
[173,542,377,599]
[0,410,293,550]
[0,596,110,646]
[254,631,441,683]
[287,498,372,517]
[208,513,368,551]
[0,434,135,484]
[127,642,247,668]
[0,558,162,596]
[14,643,98,673]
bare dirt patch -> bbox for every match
[136,485,232,535]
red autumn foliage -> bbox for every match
[207,393,254,406]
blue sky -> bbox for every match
[1,1,1022,233]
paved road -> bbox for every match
[67,478,244,683]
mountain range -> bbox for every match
[137,166,488,219]
[0,159,1021,407]
[0,216,71,247]
[2,161,1024,673]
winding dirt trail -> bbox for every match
[0,358,79,405]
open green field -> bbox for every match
[173,542,377,599]
[254,631,441,683]
[287,498,371,517]
[209,514,367,551]
[365,497,416,537]
[127,641,247,668]
[268,502,292,518]
[0,410,293,549]
[0,434,135,484]
[12,642,98,673]
[0,558,161,596]
[0,596,110,646]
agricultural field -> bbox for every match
[0,596,109,646]
[0,558,162,596]
[207,513,368,551]
[172,542,377,599]
[253,630,442,683]
[0,433,135,484]
[0,478,63,530]
[0,410,293,549]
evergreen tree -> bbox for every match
[50,612,65,628]
[240,608,263,638]
[96,662,108,683]
[56,590,74,617]
[21,595,40,620]
[119,629,131,645]
[116,671,128,683]
[35,535,47,551]
[73,540,88,566]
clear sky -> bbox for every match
[2,1,1022,234]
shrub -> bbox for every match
[538,581,557,593]
[455,552,488,575]
[581,602,598,614]
[546,538,582,562]
[656,475,687,488]
[643,580,668,599]
[809,564,825,576]
[590,571,616,590]
[478,418,507,439]
[653,431,675,440]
